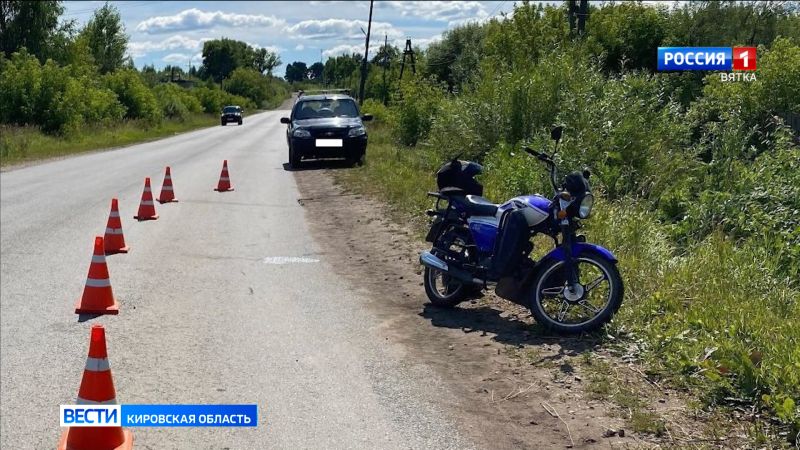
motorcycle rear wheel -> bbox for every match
[423,265,469,307]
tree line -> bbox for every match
[0,1,289,135]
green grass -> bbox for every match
[581,355,668,436]
[0,113,218,167]
[336,124,800,438]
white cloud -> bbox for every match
[285,18,402,41]
[295,44,305,51]
[127,35,210,58]
[247,42,284,54]
[136,8,285,33]
[322,44,365,58]
[377,1,489,22]
[161,53,203,66]
[401,34,442,49]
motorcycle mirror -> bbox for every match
[550,126,563,142]
[583,167,591,179]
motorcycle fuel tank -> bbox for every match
[498,195,551,227]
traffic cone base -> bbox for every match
[104,246,129,255]
[157,199,178,204]
[133,213,159,220]
[214,187,234,192]
[58,428,133,450]
[75,301,119,315]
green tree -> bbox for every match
[284,61,308,82]
[424,22,486,91]
[224,67,268,105]
[586,2,668,72]
[201,38,254,83]
[0,0,66,60]
[308,61,324,80]
[79,2,128,74]
[253,47,281,75]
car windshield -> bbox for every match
[294,99,358,120]
[223,107,239,113]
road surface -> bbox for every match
[0,110,473,449]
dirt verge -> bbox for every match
[293,162,749,450]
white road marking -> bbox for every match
[262,256,320,265]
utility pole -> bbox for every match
[381,34,388,105]
[567,0,577,34]
[358,0,374,105]
[577,0,588,35]
[399,38,416,80]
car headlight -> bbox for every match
[348,126,366,137]
[578,193,594,219]
[293,129,311,138]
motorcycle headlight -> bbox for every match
[293,128,311,138]
[578,193,594,219]
[348,125,366,137]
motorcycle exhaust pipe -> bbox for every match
[419,251,485,285]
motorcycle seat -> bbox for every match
[462,195,498,216]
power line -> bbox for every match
[488,0,508,18]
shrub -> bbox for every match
[0,51,124,134]
[360,98,392,123]
[103,69,161,124]
[152,83,202,120]
[393,78,445,146]
[224,67,268,106]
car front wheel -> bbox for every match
[289,145,301,168]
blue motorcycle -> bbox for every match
[419,127,623,334]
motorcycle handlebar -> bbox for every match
[523,147,552,163]
[522,147,559,192]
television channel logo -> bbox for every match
[657,47,757,72]
[61,405,121,427]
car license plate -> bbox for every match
[316,139,342,147]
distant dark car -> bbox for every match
[280,94,372,167]
[221,106,243,126]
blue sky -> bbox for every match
[62,1,517,75]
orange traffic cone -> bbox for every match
[75,237,119,315]
[214,160,234,192]
[104,199,129,255]
[157,166,177,204]
[58,324,134,450]
[133,177,158,221]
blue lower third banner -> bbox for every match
[60,404,258,427]
[123,404,257,427]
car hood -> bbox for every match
[293,117,362,128]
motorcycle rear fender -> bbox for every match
[542,242,618,264]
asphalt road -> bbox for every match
[0,110,473,449]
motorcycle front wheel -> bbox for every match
[529,252,623,334]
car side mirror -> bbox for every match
[361,114,373,122]
[280,117,291,124]
[550,126,563,142]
